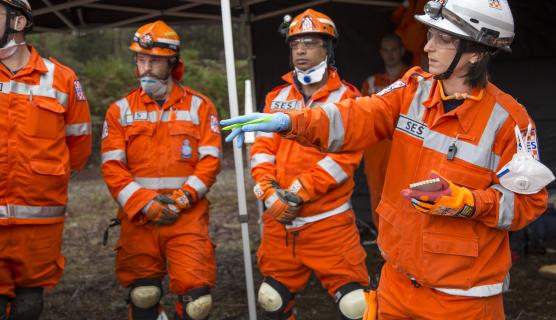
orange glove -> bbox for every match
[401,172,476,218]
[169,189,193,211]
[254,181,303,224]
[143,195,179,225]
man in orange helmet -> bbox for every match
[101,20,221,320]
[0,0,92,319]
[250,9,369,320]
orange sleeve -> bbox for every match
[100,101,157,222]
[250,92,279,183]
[285,88,403,153]
[473,118,548,231]
[293,87,364,200]
[61,70,92,172]
[181,97,222,201]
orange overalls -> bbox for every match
[0,46,92,297]
[285,67,548,319]
[360,66,409,227]
[251,70,369,307]
[101,83,221,295]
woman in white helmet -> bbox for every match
[223,0,553,318]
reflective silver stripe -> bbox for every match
[317,156,349,184]
[0,58,68,107]
[161,110,192,122]
[264,192,279,209]
[434,275,508,297]
[324,84,348,104]
[135,177,188,190]
[275,85,292,101]
[0,205,66,219]
[406,77,432,121]
[116,98,131,125]
[117,181,142,207]
[286,201,352,229]
[401,78,507,171]
[101,149,127,164]
[251,153,276,168]
[256,131,274,139]
[491,184,515,230]
[65,122,91,136]
[186,176,208,198]
[321,103,345,152]
[198,146,220,159]
[190,95,203,125]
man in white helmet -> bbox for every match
[223,0,554,318]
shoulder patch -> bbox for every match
[101,120,109,139]
[210,114,220,134]
[376,80,406,96]
[74,80,87,101]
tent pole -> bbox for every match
[220,1,258,319]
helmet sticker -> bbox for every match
[301,16,314,32]
[488,0,503,10]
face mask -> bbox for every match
[295,58,327,85]
[0,39,25,60]
[496,124,555,194]
[139,76,168,100]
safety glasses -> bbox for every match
[426,28,460,49]
[289,37,325,49]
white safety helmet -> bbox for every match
[415,0,514,52]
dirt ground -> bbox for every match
[39,163,556,320]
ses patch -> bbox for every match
[101,120,109,139]
[210,114,220,134]
[376,80,406,96]
[519,127,540,160]
[74,80,87,101]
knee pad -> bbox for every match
[177,286,212,320]
[129,278,163,320]
[336,283,366,320]
[258,277,294,319]
[0,295,9,320]
[12,287,43,320]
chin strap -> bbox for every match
[433,41,465,80]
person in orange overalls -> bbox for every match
[361,33,409,228]
[223,0,553,318]
[101,21,221,320]
[250,9,369,320]
[0,1,92,319]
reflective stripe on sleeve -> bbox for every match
[256,131,274,139]
[251,153,276,168]
[198,146,221,159]
[324,84,348,104]
[65,122,92,136]
[101,149,127,164]
[190,95,203,125]
[264,192,279,209]
[117,181,142,207]
[186,176,208,198]
[491,184,515,230]
[317,156,349,184]
[321,103,345,152]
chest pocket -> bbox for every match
[26,97,65,139]
[169,122,199,163]
[438,157,492,190]
[124,123,154,165]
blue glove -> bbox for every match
[220,113,291,147]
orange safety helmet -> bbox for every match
[286,9,337,41]
[130,20,180,57]
[130,20,185,81]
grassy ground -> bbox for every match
[40,164,556,319]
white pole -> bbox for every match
[220,1,257,319]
